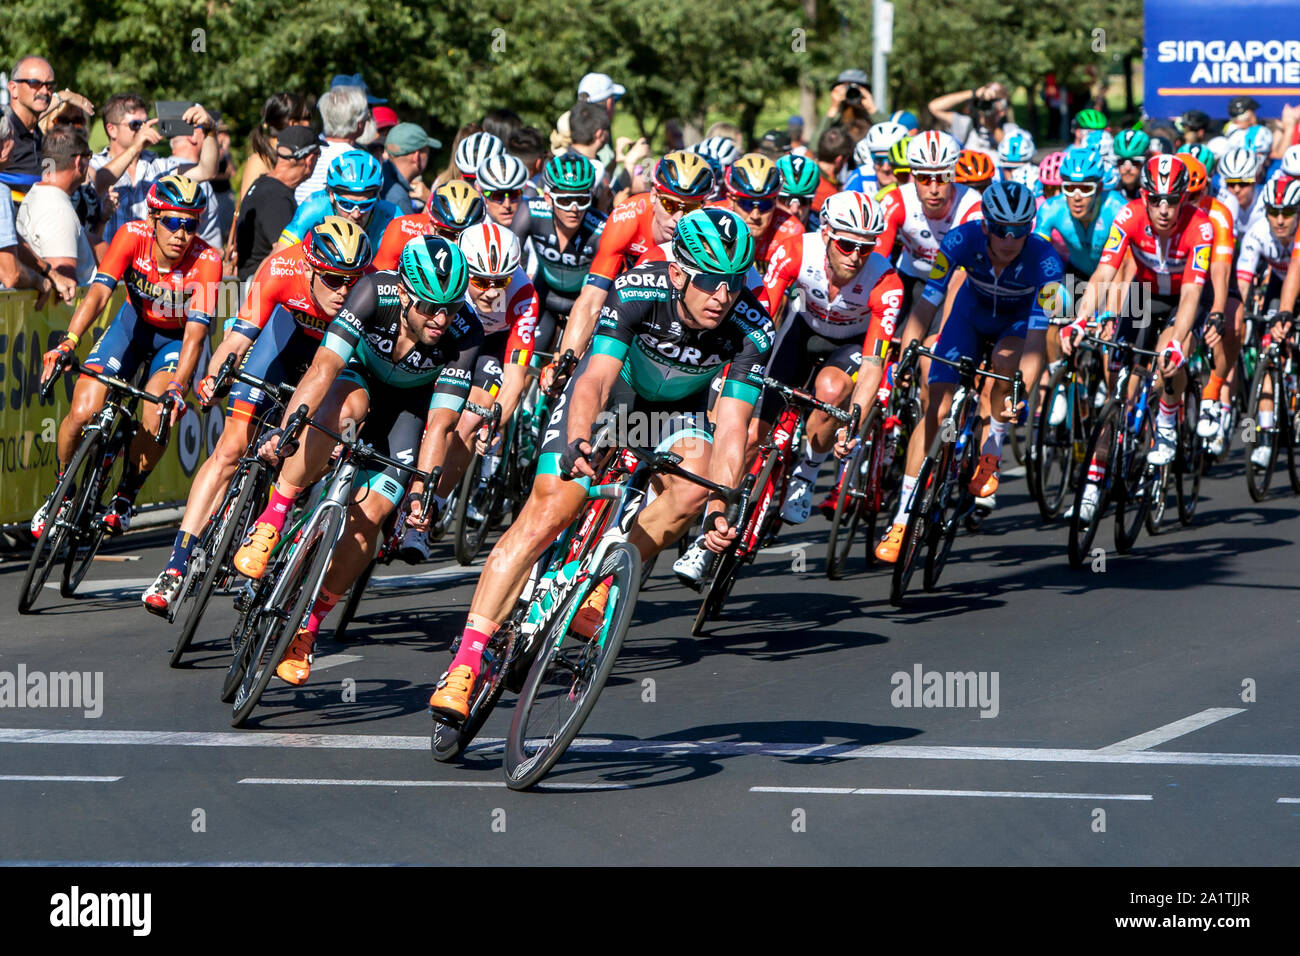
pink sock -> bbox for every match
[304,588,342,636]
[450,618,496,679]
[257,487,298,534]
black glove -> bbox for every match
[260,426,299,461]
[559,438,593,478]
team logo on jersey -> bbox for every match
[1103,226,1124,254]
[1041,255,1062,278]
[1193,245,1210,272]
[928,251,951,281]
[1037,281,1065,318]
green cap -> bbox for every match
[386,123,442,156]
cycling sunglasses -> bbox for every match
[315,270,360,291]
[410,298,452,315]
[913,171,952,186]
[432,225,462,241]
[1145,192,1185,208]
[158,215,199,234]
[1117,157,1143,168]
[734,196,776,213]
[657,193,703,216]
[1266,204,1300,218]
[483,189,522,203]
[984,220,1034,239]
[332,192,379,212]
[1061,181,1098,197]
[830,235,875,256]
[872,153,892,167]
[549,193,592,211]
[684,269,747,295]
[469,274,510,291]
[1224,179,1256,188]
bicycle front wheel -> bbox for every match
[18,433,100,614]
[826,408,879,579]
[1175,387,1205,525]
[59,435,123,597]
[504,542,641,790]
[1068,401,1120,569]
[1245,359,1280,502]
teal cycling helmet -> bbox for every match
[1177,142,1216,175]
[1060,147,1107,183]
[673,208,755,274]
[326,149,383,194]
[776,153,819,198]
[398,236,469,303]
[1113,129,1150,160]
[542,152,597,193]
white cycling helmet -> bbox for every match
[1219,145,1261,181]
[1229,123,1275,158]
[1084,129,1116,165]
[819,190,886,238]
[906,130,960,172]
[475,153,528,192]
[856,121,909,168]
[457,221,521,278]
[455,131,505,177]
[1007,163,1039,189]
[997,130,1036,165]
[1282,145,1300,178]
[692,135,742,169]
[1263,174,1300,210]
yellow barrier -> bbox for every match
[0,285,235,528]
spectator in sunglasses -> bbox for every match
[0,110,77,305]
[5,56,57,176]
[16,125,98,284]
[567,100,614,212]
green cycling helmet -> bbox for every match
[673,208,755,275]
[776,154,818,198]
[1113,129,1151,160]
[398,236,468,304]
[1074,109,1108,131]
[542,151,597,193]
[1177,142,1216,175]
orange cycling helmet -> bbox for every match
[955,149,995,185]
[1180,155,1208,196]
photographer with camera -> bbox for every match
[929,82,1023,153]
[813,69,878,149]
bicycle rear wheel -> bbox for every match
[1175,387,1205,525]
[890,443,944,607]
[1114,398,1155,554]
[59,436,122,597]
[333,558,376,644]
[1068,401,1120,569]
[827,409,879,579]
[505,542,641,790]
[1033,363,1077,521]
[924,435,968,593]
[1245,359,1280,502]
[18,433,100,614]
[453,441,508,565]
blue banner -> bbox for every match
[1145,0,1300,119]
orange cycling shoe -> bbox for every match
[571,581,610,640]
[429,664,475,722]
[969,453,1000,498]
[875,522,906,563]
[233,522,280,579]
[275,628,315,686]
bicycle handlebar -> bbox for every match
[761,376,855,423]
[42,354,179,442]
[209,352,296,407]
[276,403,439,485]
[546,349,578,398]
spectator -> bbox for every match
[813,126,853,209]
[787,115,807,150]
[330,72,385,106]
[482,107,523,144]
[929,81,1024,151]
[1226,96,1259,135]
[17,125,96,284]
[0,110,76,305]
[664,119,686,152]
[568,101,613,210]
[706,122,745,153]
[238,93,311,205]
[371,106,399,138]
[814,69,878,146]
[549,112,573,155]
[1180,109,1211,145]
[211,119,237,246]
[45,103,110,245]
[168,127,223,251]
[609,134,650,200]
[577,73,624,171]
[4,56,55,177]
[233,126,319,282]
[295,85,368,203]
[508,126,548,195]
[756,129,791,160]
[381,123,440,212]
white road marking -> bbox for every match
[1002,465,1026,478]
[757,542,816,557]
[1096,708,1247,754]
[2,726,1298,767]
[240,777,630,791]
[750,786,1152,800]
[0,774,121,782]
[1277,798,1300,804]
[310,654,363,672]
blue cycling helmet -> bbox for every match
[981,180,1037,236]
[1060,147,1107,183]
[326,149,383,195]
[997,130,1036,165]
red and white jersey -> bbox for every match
[763,231,904,345]
[1236,216,1296,283]
[473,265,540,341]
[1099,200,1214,296]
[877,183,983,279]
[1216,185,1267,241]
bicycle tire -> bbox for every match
[231,508,340,727]
[1285,364,1300,495]
[826,407,878,579]
[504,541,641,790]
[692,547,739,637]
[1033,363,1076,521]
[1068,401,1120,569]
[431,621,516,763]
[1114,395,1155,554]
[890,446,942,607]
[59,435,122,598]
[220,599,260,703]
[1175,387,1204,525]
[172,462,270,667]
[17,432,100,614]
[1245,358,1279,502]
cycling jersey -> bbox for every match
[468,267,540,392]
[1196,194,1237,267]
[1217,185,1266,240]
[586,194,659,291]
[638,241,766,300]
[278,189,403,252]
[372,211,434,272]
[1034,190,1126,275]
[1098,200,1214,296]
[763,232,904,343]
[843,165,879,195]
[509,198,606,313]
[1237,217,1296,284]
[590,260,773,405]
[91,219,222,329]
[877,183,983,279]
[229,245,336,341]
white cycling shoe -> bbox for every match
[780,476,815,524]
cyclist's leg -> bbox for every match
[630,409,715,557]
[59,301,147,467]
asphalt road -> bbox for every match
[1,450,1298,866]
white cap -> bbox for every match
[578,72,625,104]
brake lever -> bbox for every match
[153,395,174,444]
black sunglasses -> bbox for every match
[127,118,146,132]
[15,78,57,91]
[316,270,360,290]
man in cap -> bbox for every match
[382,122,440,212]
[578,72,625,171]
[814,68,878,145]
[234,125,321,281]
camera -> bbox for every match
[973,98,995,112]
[844,84,863,104]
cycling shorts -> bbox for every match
[754,313,863,424]
[228,307,318,424]
[928,284,1031,386]
[337,367,429,507]
[83,300,183,382]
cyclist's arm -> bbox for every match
[171,318,211,400]
[875,193,904,259]
[1168,279,1206,349]
[1280,236,1300,314]
[205,330,256,381]
[1015,328,1048,411]
[411,404,462,502]
[557,282,604,361]
[62,282,115,345]
[566,352,622,449]
[706,393,752,519]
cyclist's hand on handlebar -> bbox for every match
[701,509,738,553]
[256,426,299,465]
[1271,311,1294,342]
[41,338,76,385]
[404,486,435,531]
[560,438,596,480]
[197,374,218,407]
[1158,340,1186,376]
[1203,311,1225,350]
[1002,394,1028,426]
[164,381,188,425]
[833,424,859,460]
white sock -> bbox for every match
[894,474,918,525]
[794,438,829,484]
[982,419,1009,457]
[1158,399,1179,428]
[1258,409,1274,429]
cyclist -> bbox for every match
[997,130,1036,179]
[454,131,504,187]
[1237,176,1300,467]
[874,180,1059,561]
[1113,129,1150,201]
[140,218,371,613]
[715,154,803,274]
[372,181,486,271]
[1073,109,1109,146]
[742,191,902,528]
[1064,156,1214,477]
[1038,151,1065,201]
[429,208,770,722]
[476,152,529,228]
[845,120,909,195]
[1218,146,1265,240]
[555,152,715,379]
[692,135,742,199]
[775,153,821,229]
[882,136,913,195]
[955,149,996,194]
[274,149,401,257]
[35,175,218,538]
[509,152,607,354]
[234,236,484,684]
